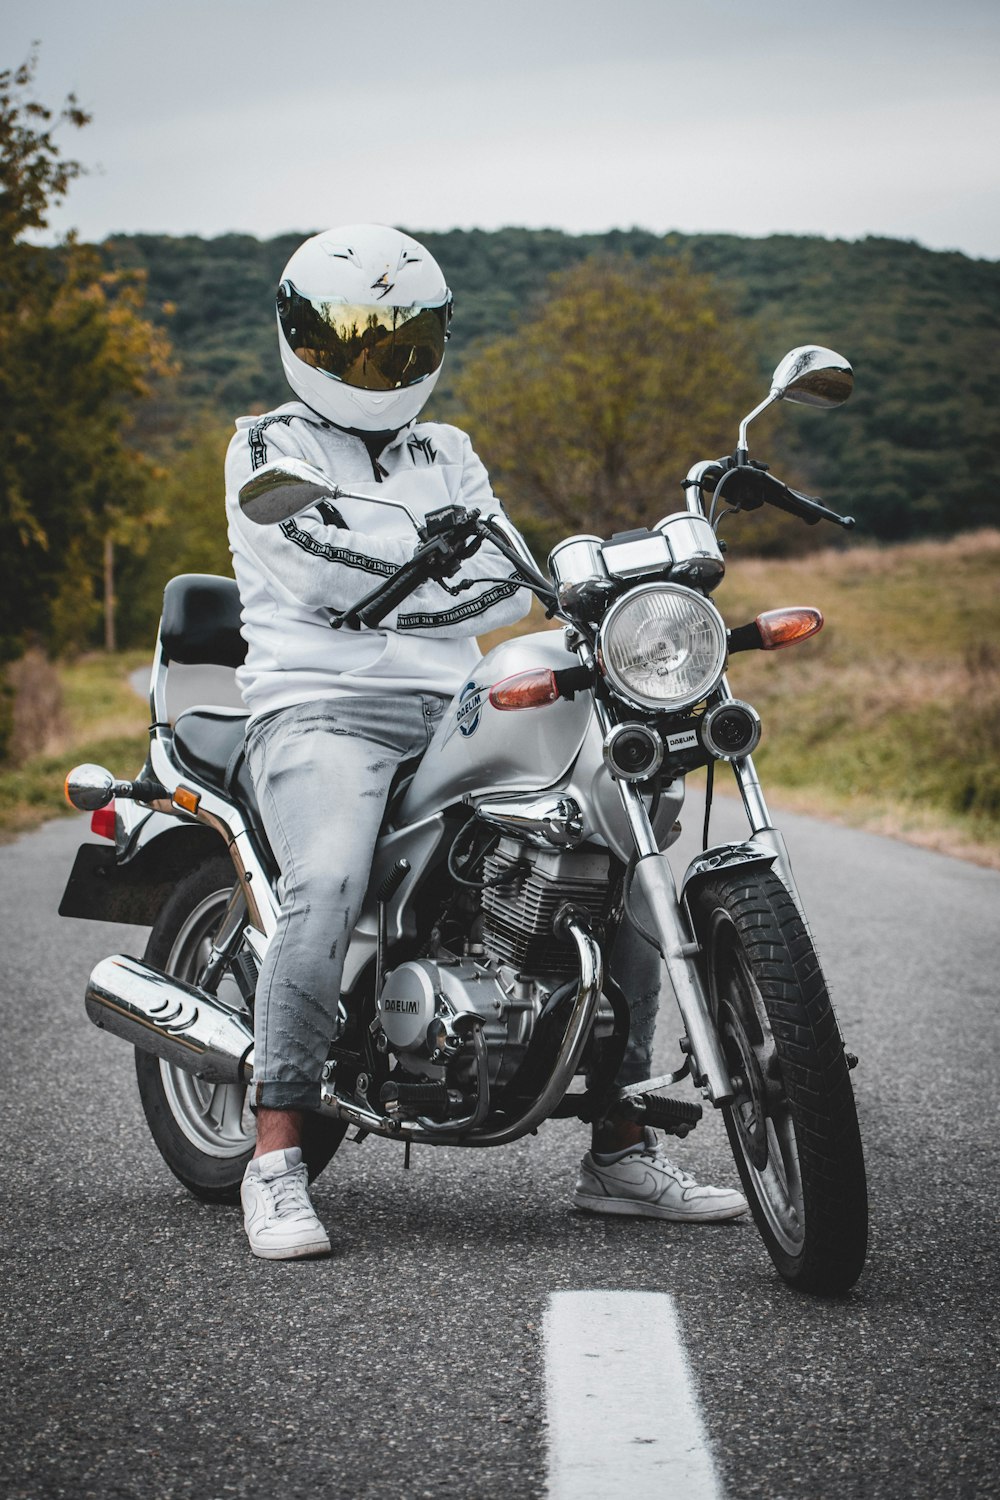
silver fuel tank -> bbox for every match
[398,630,684,862]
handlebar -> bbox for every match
[683,459,855,531]
[327,504,559,632]
[758,472,855,529]
[347,550,439,629]
[329,506,488,630]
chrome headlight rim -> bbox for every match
[596,581,728,713]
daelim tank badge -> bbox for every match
[457,681,485,738]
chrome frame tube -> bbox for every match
[731,748,773,834]
[709,674,775,835]
[682,461,718,519]
[737,391,778,458]
[729,758,811,929]
[353,1023,493,1141]
[416,1023,491,1136]
[581,642,732,1101]
[465,911,602,1145]
[144,731,278,938]
[198,885,250,991]
[142,627,277,935]
[149,629,170,727]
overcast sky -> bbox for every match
[6,0,999,259]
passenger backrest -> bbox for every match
[160,574,246,668]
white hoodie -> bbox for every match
[225,402,532,720]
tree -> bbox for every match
[115,416,234,648]
[0,51,173,681]
[450,256,762,554]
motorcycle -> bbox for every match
[61,344,867,1294]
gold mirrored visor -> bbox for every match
[278,281,450,392]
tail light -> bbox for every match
[90,802,117,841]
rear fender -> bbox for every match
[58,822,228,927]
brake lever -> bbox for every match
[715,463,855,530]
[782,483,856,530]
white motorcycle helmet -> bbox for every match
[276,224,453,433]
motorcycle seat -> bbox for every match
[173,707,250,798]
[172,707,424,881]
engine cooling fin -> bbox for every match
[480,842,613,977]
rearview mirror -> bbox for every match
[770,345,853,409]
[737,344,853,459]
[238,458,339,525]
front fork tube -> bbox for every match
[729,747,812,933]
[616,777,735,1105]
[698,672,808,926]
[583,675,733,1104]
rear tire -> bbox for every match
[134,856,346,1204]
[692,869,867,1294]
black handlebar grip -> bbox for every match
[353,560,430,628]
[783,483,856,529]
[332,517,488,630]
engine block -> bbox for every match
[480,838,613,977]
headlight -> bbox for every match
[597,583,728,711]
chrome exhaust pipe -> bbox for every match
[86,954,254,1084]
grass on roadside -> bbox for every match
[0,651,150,842]
[716,529,1000,866]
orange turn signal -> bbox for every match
[755,606,824,650]
[173,786,201,815]
[489,669,560,711]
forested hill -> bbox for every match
[107,227,1000,542]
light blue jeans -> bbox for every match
[245,694,659,1111]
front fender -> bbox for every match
[680,840,778,923]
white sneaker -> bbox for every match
[573,1128,748,1222]
[241,1147,332,1260]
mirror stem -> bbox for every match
[737,390,779,460]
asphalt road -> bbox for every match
[1,801,998,1500]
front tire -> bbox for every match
[692,869,867,1294]
[135,856,346,1204]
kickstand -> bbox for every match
[403,1139,411,1170]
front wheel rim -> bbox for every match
[158,887,255,1160]
[714,923,805,1257]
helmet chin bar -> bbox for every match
[344,384,407,423]
[290,395,405,447]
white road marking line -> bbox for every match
[543,1290,724,1500]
